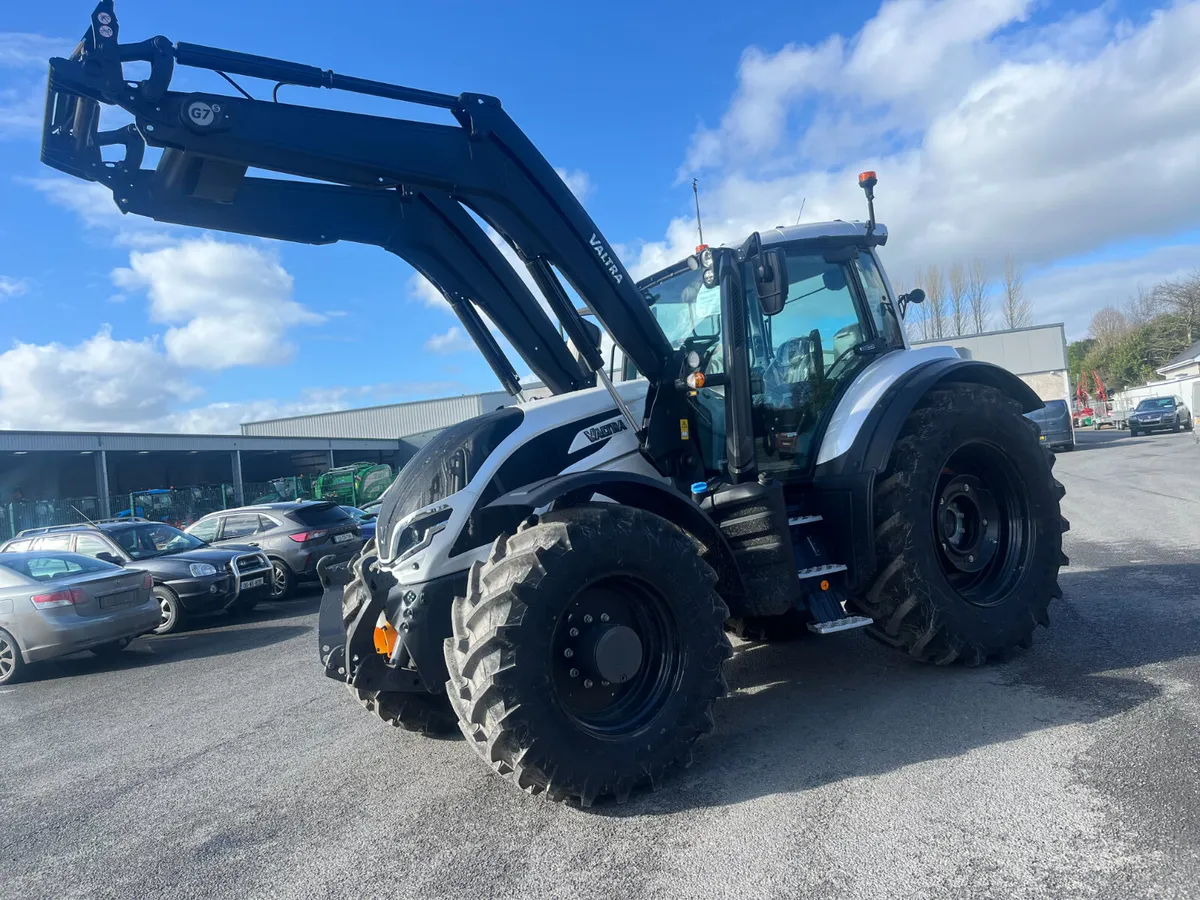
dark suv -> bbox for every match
[0,521,273,634]
[1023,398,1075,451]
[1129,395,1194,436]
[186,501,362,599]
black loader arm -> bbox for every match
[42,2,674,388]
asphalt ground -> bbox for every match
[3,427,1199,900]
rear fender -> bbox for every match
[487,471,746,608]
[813,356,1043,592]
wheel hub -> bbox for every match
[591,625,643,684]
[936,474,999,574]
[550,580,679,737]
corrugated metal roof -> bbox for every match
[240,391,515,439]
[0,430,401,453]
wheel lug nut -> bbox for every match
[563,648,574,658]
[600,613,610,622]
[583,614,593,623]
[583,679,593,688]
[968,555,975,562]
[601,680,610,687]
[982,518,988,526]
[570,668,579,678]
[569,627,579,637]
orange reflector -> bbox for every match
[696,243,709,252]
[374,620,399,657]
[858,170,877,185]
[819,579,830,591]
[686,371,706,390]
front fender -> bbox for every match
[487,470,746,606]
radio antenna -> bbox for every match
[795,197,806,225]
[692,178,705,248]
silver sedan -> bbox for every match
[0,551,159,685]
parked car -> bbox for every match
[185,501,363,600]
[0,521,273,635]
[340,505,376,542]
[1023,398,1075,451]
[1129,395,1194,436]
[0,550,158,685]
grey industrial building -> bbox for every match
[911,323,1070,405]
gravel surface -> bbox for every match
[2,428,1198,899]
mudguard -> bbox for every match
[488,470,746,606]
[813,355,1044,592]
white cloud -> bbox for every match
[0,327,199,432]
[652,0,1200,337]
[22,176,177,246]
[0,33,71,68]
[112,239,323,369]
[0,276,28,298]
[408,272,449,310]
[555,167,593,202]
[0,83,42,137]
[424,326,474,354]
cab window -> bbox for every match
[188,518,220,542]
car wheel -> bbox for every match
[0,627,25,686]
[152,585,185,635]
[1130,429,1139,437]
[90,637,132,657]
[1172,417,1182,433]
[269,560,295,600]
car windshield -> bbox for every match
[110,524,206,559]
[1136,397,1174,410]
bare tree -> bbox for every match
[1124,284,1159,325]
[924,265,949,339]
[948,262,968,336]
[967,258,989,333]
[905,270,930,342]
[1152,269,1200,345]
[1087,305,1129,348]
[1001,254,1032,329]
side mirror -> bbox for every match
[96,552,124,566]
[754,248,789,316]
[897,288,925,317]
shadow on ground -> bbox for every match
[592,561,1199,816]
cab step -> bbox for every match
[788,514,823,526]
[797,563,847,580]
[808,615,874,635]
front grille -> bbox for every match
[234,553,269,574]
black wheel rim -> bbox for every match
[932,440,1035,607]
[271,563,287,597]
[550,576,683,738]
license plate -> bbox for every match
[334,533,355,543]
[242,577,265,589]
[100,590,136,609]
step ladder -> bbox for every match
[788,512,873,635]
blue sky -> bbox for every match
[2,0,1199,432]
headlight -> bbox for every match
[394,507,453,561]
[189,563,218,577]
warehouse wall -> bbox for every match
[912,324,1071,407]
[241,391,514,439]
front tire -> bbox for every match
[444,504,731,806]
[152,586,185,635]
[269,559,295,600]
[851,384,1068,666]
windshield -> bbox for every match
[641,266,722,351]
[1136,397,1174,410]
[110,523,206,559]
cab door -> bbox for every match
[744,248,885,482]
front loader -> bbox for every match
[43,3,1069,807]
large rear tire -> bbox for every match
[851,383,1068,665]
[444,504,731,807]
